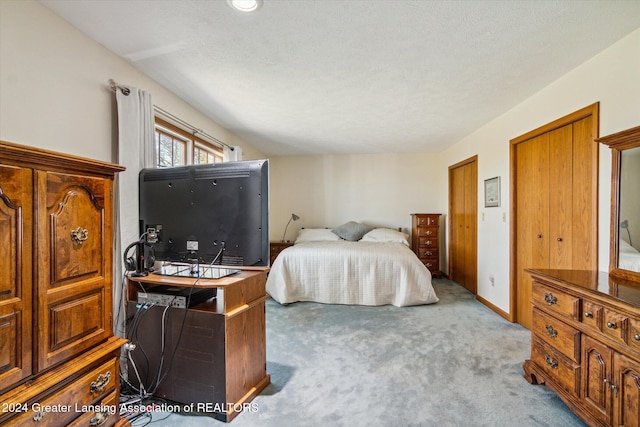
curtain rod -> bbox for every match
[107,79,233,150]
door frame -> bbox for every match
[509,103,599,323]
[448,155,478,293]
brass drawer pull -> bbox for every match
[545,325,558,338]
[89,409,110,426]
[607,321,617,329]
[71,227,89,245]
[424,251,433,256]
[544,354,558,369]
[584,312,593,318]
[89,371,111,394]
[544,292,557,305]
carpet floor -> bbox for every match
[128,279,585,427]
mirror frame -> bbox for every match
[597,125,640,282]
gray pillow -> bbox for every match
[332,221,374,241]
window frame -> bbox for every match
[154,117,224,167]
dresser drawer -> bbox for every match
[602,308,629,345]
[416,227,438,238]
[415,215,439,226]
[581,300,603,333]
[417,248,438,259]
[421,259,439,272]
[67,390,118,427]
[8,357,117,426]
[532,284,580,320]
[630,318,640,353]
[418,237,437,248]
[531,335,580,397]
[532,308,580,362]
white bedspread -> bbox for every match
[266,241,439,307]
[619,239,640,272]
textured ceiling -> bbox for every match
[40,0,640,156]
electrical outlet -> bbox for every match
[489,274,495,286]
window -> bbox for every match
[154,117,223,167]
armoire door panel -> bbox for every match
[36,170,113,371]
[613,352,640,426]
[0,165,33,390]
[49,187,104,286]
[548,124,573,269]
[47,288,105,352]
[582,335,612,425]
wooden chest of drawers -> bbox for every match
[523,269,640,427]
[411,213,441,278]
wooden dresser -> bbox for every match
[523,269,640,426]
[0,141,128,426]
[270,241,294,265]
[411,213,442,278]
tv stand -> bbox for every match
[125,268,270,422]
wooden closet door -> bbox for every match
[450,165,465,285]
[548,124,573,269]
[571,116,597,270]
[515,133,549,329]
[511,103,598,329]
[448,156,477,294]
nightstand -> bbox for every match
[270,241,294,265]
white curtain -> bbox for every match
[223,145,243,162]
[113,86,155,337]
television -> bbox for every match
[139,160,269,267]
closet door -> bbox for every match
[515,133,549,329]
[511,103,598,329]
[548,124,573,269]
[448,156,477,294]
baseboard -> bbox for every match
[476,294,512,322]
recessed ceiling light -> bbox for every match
[227,0,263,12]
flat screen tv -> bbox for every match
[139,160,269,267]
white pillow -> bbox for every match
[294,228,342,244]
[360,228,410,246]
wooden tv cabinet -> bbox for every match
[523,269,640,426]
[125,268,270,422]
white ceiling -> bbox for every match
[40,0,640,156]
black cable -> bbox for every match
[150,277,200,393]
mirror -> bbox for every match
[598,126,640,282]
[619,147,640,272]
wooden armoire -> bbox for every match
[510,103,599,329]
[0,141,127,426]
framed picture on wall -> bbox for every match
[484,176,500,207]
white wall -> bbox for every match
[439,28,640,313]
[269,153,445,241]
[0,0,263,163]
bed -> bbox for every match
[266,224,439,307]
[619,239,640,272]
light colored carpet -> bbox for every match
[128,279,585,426]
